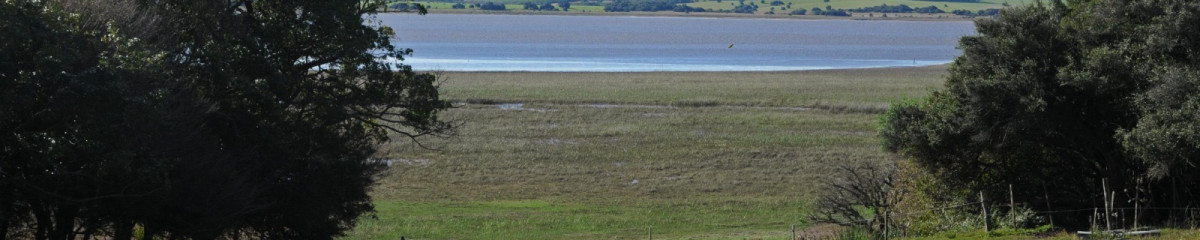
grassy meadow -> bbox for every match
[346,66,948,239]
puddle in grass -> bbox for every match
[498,103,524,110]
[376,158,433,167]
[539,138,579,145]
[496,103,557,112]
[470,102,811,112]
[579,104,675,109]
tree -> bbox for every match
[810,161,902,235]
[560,1,571,11]
[479,2,508,10]
[881,0,1200,227]
[1,1,181,238]
[1,0,451,239]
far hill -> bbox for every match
[385,0,1027,18]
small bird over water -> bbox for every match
[728,43,734,48]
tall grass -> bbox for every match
[436,66,948,108]
[351,66,947,239]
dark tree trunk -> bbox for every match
[50,205,78,240]
[113,220,133,240]
[140,226,155,240]
[0,198,10,239]
[33,203,50,240]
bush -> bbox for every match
[604,0,694,12]
[477,2,507,10]
[810,160,902,235]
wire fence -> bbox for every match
[789,195,1200,240]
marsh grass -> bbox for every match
[437,66,948,108]
[350,66,948,239]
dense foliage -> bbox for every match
[522,2,561,10]
[476,2,508,10]
[809,7,849,16]
[881,0,1200,228]
[603,0,694,12]
[729,4,758,13]
[951,8,999,17]
[846,4,944,14]
[1,0,450,239]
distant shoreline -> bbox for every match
[384,9,981,22]
[417,63,953,74]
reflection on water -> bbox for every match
[379,14,976,71]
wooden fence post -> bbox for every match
[1010,184,1016,227]
[1135,180,1141,229]
[1044,186,1054,229]
[1103,179,1111,231]
[980,191,988,233]
[884,209,890,239]
[1109,192,1116,231]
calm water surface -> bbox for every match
[377,14,976,72]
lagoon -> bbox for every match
[378,14,976,72]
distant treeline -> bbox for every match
[523,1,571,11]
[457,0,998,16]
[790,4,999,17]
[603,0,703,12]
[846,4,945,14]
[951,8,999,16]
[475,2,508,10]
[389,2,425,11]
[809,8,849,16]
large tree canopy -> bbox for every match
[881,0,1200,227]
[1,0,449,239]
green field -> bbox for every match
[346,66,947,239]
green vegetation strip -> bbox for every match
[351,66,946,239]
[348,198,806,239]
[437,66,948,109]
